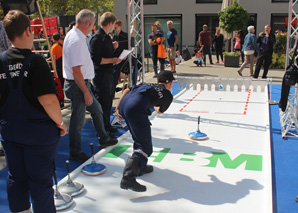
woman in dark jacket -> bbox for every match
[213,28,224,64]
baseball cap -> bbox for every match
[203,24,208,28]
[157,71,175,83]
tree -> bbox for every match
[218,1,249,33]
[218,1,249,51]
[36,0,114,17]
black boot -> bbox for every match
[138,165,153,176]
[120,157,146,192]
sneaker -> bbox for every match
[99,138,118,148]
[237,70,242,77]
[153,74,157,78]
[222,61,224,64]
[216,61,219,63]
[210,62,214,65]
[172,70,176,73]
[69,152,90,163]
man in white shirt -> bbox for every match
[63,9,117,163]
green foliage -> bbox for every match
[273,30,287,56]
[270,53,286,69]
[36,0,114,17]
[223,51,241,57]
[218,2,249,33]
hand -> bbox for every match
[84,91,93,106]
[58,124,67,136]
[116,107,124,121]
[113,41,119,49]
[259,32,264,37]
[113,57,122,64]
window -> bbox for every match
[271,14,288,33]
[272,0,288,2]
[196,0,222,3]
[144,0,157,4]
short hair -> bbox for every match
[247,25,254,33]
[3,10,31,42]
[167,20,173,25]
[100,12,117,27]
[52,32,60,41]
[152,24,157,27]
[76,9,95,25]
[115,19,122,26]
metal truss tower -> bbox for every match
[127,0,145,85]
[280,0,298,138]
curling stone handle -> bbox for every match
[54,170,58,185]
[90,143,94,155]
[198,116,200,125]
[66,160,70,174]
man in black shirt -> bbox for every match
[116,70,175,192]
[253,25,276,79]
[0,10,66,212]
[113,19,128,93]
[90,12,122,134]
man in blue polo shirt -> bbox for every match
[166,20,178,73]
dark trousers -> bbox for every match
[203,45,213,64]
[119,91,153,170]
[215,45,223,62]
[2,140,59,213]
[113,64,121,92]
[93,71,114,130]
[56,57,64,89]
[253,51,272,78]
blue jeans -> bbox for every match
[64,80,110,155]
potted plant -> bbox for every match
[218,1,249,53]
[223,51,241,67]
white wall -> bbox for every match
[114,0,293,49]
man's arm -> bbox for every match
[174,34,178,50]
[72,65,93,106]
[38,94,67,136]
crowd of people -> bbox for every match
[0,8,176,212]
[0,6,279,212]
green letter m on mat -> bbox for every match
[205,152,263,171]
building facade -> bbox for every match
[114,0,293,54]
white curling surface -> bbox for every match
[58,87,272,213]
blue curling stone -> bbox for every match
[82,163,106,176]
[188,131,208,140]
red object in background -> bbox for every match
[285,17,297,28]
[31,16,58,37]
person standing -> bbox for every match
[148,24,163,77]
[113,19,128,94]
[213,28,224,64]
[253,25,276,79]
[50,32,64,88]
[166,20,178,73]
[0,19,11,157]
[237,26,259,77]
[63,9,117,163]
[90,12,123,134]
[116,71,174,192]
[234,31,244,63]
[198,24,213,65]
[0,10,67,212]
[155,21,165,72]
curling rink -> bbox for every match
[57,78,272,212]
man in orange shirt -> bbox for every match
[51,32,64,88]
